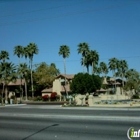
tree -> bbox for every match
[14,45,24,99]
[18,63,29,101]
[0,50,10,104]
[13,45,24,64]
[33,62,60,95]
[108,57,119,93]
[58,45,70,97]
[124,69,140,97]
[50,63,60,76]
[81,57,90,74]
[116,60,128,87]
[77,42,89,73]
[0,50,9,62]
[26,43,39,98]
[0,62,17,103]
[70,73,102,94]
[99,62,108,78]
[88,50,99,74]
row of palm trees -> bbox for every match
[0,43,38,103]
[13,43,38,98]
[0,41,139,103]
[58,42,140,94]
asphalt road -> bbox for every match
[0,105,140,140]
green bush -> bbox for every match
[132,94,139,99]
[33,96,42,101]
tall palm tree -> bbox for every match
[0,62,17,103]
[117,60,128,87]
[14,45,24,64]
[58,45,70,97]
[26,43,39,98]
[88,50,99,74]
[77,42,89,73]
[116,60,128,94]
[99,62,108,78]
[81,57,90,74]
[18,63,29,101]
[14,45,24,99]
[0,50,9,104]
[108,57,119,93]
[0,50,9,62]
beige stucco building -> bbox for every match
[41,74,74,100]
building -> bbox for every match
[41,74,74,100]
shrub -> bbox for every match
[36,96,42,101]
[42,95,49,101]
[56,95,60,101]
[132,94,139,99]
[50,92,57,101]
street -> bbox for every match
[0,105,140,140]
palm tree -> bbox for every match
[0,50,9,62]
[124,69,140,97]
[14,45,24,99]
[0,62,17,103]
[88,50,99,74]
[117,60,128,87]
[18,63,29,101]
[108,57,119,93]
[58,45,70,97]
[116,60,128,95]
[81,57,90,74]
[77,42,89,73]
[26,43,39,98]
[99,62,108,78]
[0,50,9,104]
[14,45,24,64]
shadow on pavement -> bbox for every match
[22,124,59,140]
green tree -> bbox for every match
[18,63,29,101]
[70,73,102,94]
[0,50,10,104]
[88,50,99,74]
[14,45,24,99]
[50,63,60,76]
[58,45,70,97]
[81,57,90,74]
[124,69,140,97]
[116,60,128,87]
[0,50,9,62]
[108,57,119,93]
[77,42,89,73]
[99,62,108,78]
[26,43,39,98]
[34,62,59,88]
[14,45,24,64]
[0,62,17,103]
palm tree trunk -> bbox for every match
[63,58,68,98]
[25,79,28,101]
[30,59,34,98]
[92,61,94,75]
[121,73,124,95]
[20,78,23,100]
[5,85,8,103]
[83,56,85,73]
[2,82,5,105]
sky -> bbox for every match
[0,0,140,75]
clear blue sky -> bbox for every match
[0,0,140,75]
